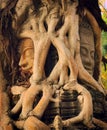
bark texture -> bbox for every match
[0,0,107,130]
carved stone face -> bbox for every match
[80,42,95,75]
[19,38,34,74]
[79,19,95,76]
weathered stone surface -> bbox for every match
[0,0,107,130]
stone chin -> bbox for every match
[21,67,33,74]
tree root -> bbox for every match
[63,82,93,128]
[11,80,56,119]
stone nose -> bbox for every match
[19,56,28,68]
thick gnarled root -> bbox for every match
[11,81,56,120]
[10,90,26,115]
[14,116,50,130]
[76,54,106,95]
[24,116,50,130]
[93,117,107,129]
[48,35,78,85]
[28,83,56,119]
[63,82,93,128]
[11,86,27,95]
[19,85,42,119]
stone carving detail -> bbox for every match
[0,0,107,130]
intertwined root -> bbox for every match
[10,0,106,129]
[24,116,50,130]
[63,82,94,128]
[11,81,56,119]
[16,0,105,94]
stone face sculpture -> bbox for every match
[18,38,34,74]
[0,0,107,130]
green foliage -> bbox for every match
[101,12,107,89]
[102,12,107,24]
[101,63,107,89]
[102,31,107,55]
